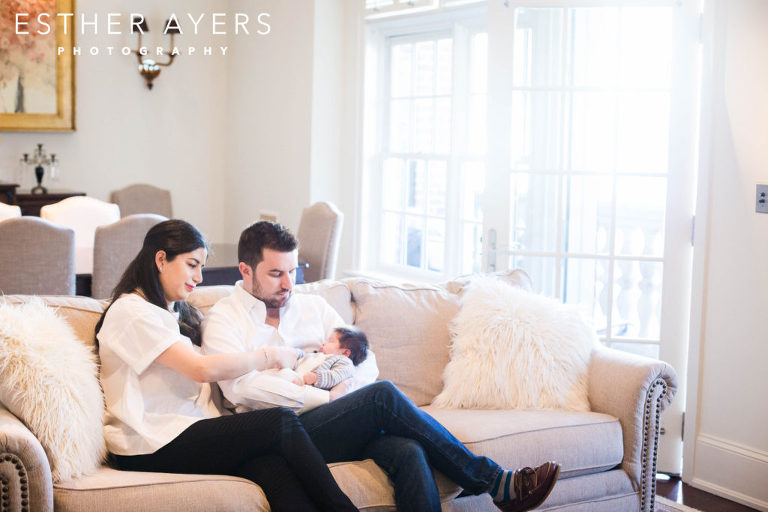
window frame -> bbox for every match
[361,7,487,282]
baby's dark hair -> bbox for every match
[335,327,369,366]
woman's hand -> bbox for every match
[263,346,299,370]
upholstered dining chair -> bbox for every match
[110,184,173,218]
[296,201,344,283]
[40,196,121,275]
[91,214,167,299]
[0,217,75,295]
[0,202,21,221]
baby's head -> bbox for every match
[321,326,369,366]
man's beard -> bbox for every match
[252,278,291,309]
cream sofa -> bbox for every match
[0,275,677,512]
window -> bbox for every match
[360,0,699,473]
[363,10,487,279]
[493,5,693,357]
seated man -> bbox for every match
[202,221,560,512]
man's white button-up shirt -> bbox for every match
[202,282,378,414]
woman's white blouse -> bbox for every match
[97,294,220,455]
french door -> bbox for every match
[483,0,700,474]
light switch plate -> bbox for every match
[757,184,768,214]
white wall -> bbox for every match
[1,0,356,269]
[686,1,768,509]
[0,0,229,242]
[224,0,315,240]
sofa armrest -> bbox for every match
[0,404,54,512]
[587,346,677,512]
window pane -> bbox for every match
[565,175,612,255]
[413,98,435,153]
[391,43,412,97]
[383,158,405,210]
[570,92,616,172]
[414,41,435,96]
[427,218,445,272]
[406,159,426,213]
[435,97,452,154]
[619,8,673,88]
[563,257,609,336]
[389,99,411,153]
[381,213,403,265]
[510,92,563,170]
[571,8,620,87]
[513,8,564,87]
[470,32,488,94]
[615,176,666,257]
[405,215,425,268]
[616,92,670,173]
[461,161,484,222]
[468,94,486,156]
[510,172,560,252]
[427,160,447,217]
[510,255,558,297]
[436,38,453,96]
[612,260,663,340]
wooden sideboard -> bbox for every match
[0,182,18,205]
[0,183,85,216]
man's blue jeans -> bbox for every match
[299,381,502,512]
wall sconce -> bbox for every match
[132,16,180,90]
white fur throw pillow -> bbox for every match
[433,278,597,411]
[0,298,106,482]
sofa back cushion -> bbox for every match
[345,279,459,406]
[2,295,107,346]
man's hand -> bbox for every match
[329,381,348,401]
[263,347,299,370]
[303,372,318,386]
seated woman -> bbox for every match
[94,219,357,512]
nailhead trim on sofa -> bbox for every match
[1,453,29,512]
[640,378,669,512]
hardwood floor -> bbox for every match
[656,476,758,511]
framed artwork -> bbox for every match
[0,0,75,131]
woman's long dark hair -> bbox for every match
[95,219,210,346]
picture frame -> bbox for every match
[0,0,76,132]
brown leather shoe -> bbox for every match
[493,461,560,512]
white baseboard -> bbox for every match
[689,478,768,511]
[688,434,768,511]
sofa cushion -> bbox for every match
[54,460,460,512]
[440,269,533,296]
[420,406,623,479]
[1,295,106,346]
[434,278,595,411]
[346,279,459,406]
[187,285,235,315]
[0,298,106,481]
[54,467,269,512]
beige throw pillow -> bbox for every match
[348,279,459,406]
[0,298,106,482]
[433,278,596,411]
